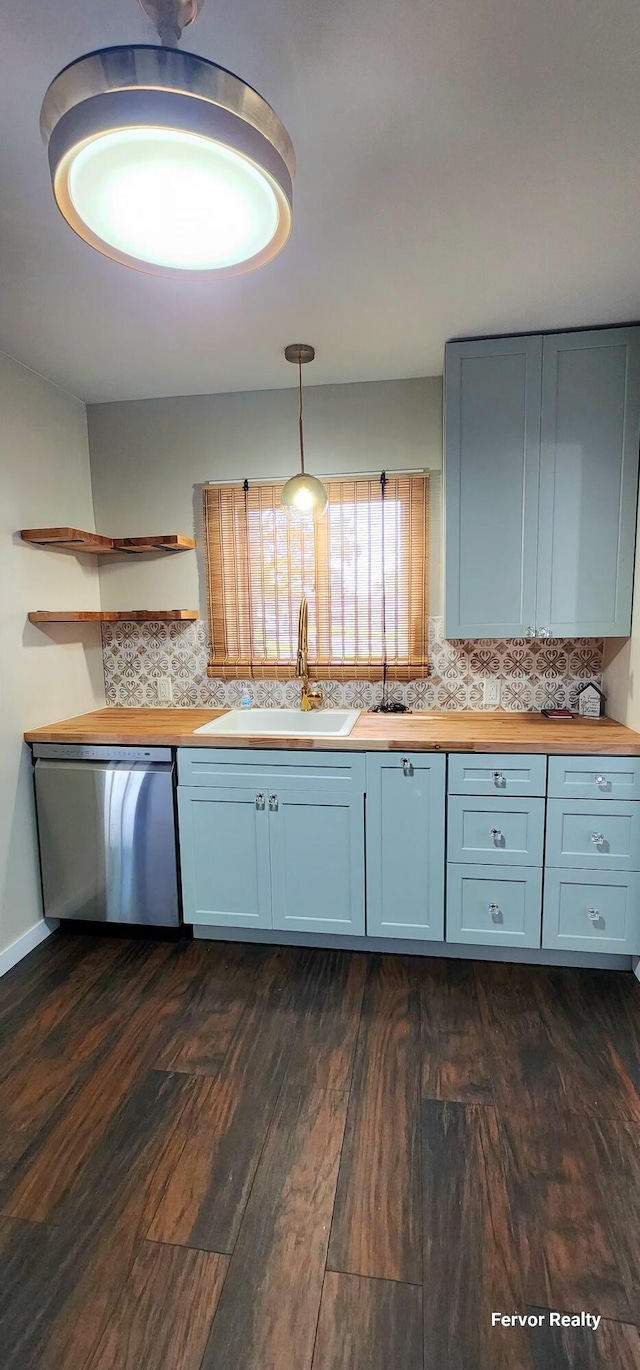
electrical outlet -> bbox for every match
[157,677,173,703]
[483,678,501,707]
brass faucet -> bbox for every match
[297,595,323,711]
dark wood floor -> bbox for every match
[0,934,639,1370]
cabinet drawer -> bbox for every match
[543,868,640,955]
[547,755,640,802]
[178,747,365,792]
[448,754,547,797]
[546,799,640,872]
[447,796,544,867]
[446,864,542,948]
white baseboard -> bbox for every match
[0,918,59,978]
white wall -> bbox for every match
[0,352,104,964]
[87,377,443,614]
[603,526,640,725]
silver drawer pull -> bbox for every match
[255,793,265,810]
[402,757,413,776]
[490,828,504,844]
[488,903,503,923]
[587,906,604,924]
[269,794,278,811]
[591,831,605,847]
[594,774,608,788]
[493,771,506,787]
[537,627,550,638]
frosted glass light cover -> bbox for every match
[281,473,328,518]
[67,127,280,270]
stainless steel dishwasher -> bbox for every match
[32,743,180,926]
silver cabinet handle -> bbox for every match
[493,771,505,786]
[594,774,608,788]
[269,794,278,811]
[537,627,550,638]
[587,906,603,923]
[488,903,503,923]
[401,757,413,776]
[255,793,265,810]
[591,831,605,847]
[525,627,536,637]
[490,828,504,844]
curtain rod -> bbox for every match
[204,467,429,486]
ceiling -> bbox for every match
[2,0,640,402]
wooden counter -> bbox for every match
[23,707,640,754]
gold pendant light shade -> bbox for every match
[40,45,295,278]
[281,473,329,517]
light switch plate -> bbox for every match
[483,678,501,707]
[157,677,173,702]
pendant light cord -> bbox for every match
[380,469,388,703]
[243,478,255,680]
[298,358,306,474]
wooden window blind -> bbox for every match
[203,473,429,680]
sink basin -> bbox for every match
[194,708,361,739]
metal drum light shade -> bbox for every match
[40,45,295,278]
[281,344,328,518]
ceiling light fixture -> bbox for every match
[40,0,295,278]
[281,344,328,518]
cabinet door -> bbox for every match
[537,328,640,636]
[444,336,542,638]
[269,789,365,935]
[366,753,445,940]
[177,786,272,928]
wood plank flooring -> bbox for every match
[0,933,639,1369]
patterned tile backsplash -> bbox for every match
[102,619,604,712]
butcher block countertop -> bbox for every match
[23,708,640,754]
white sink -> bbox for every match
[194,708,361,738]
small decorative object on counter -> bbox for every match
[576,682,606,718]
[540,708,574,719]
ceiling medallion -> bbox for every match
[40,0,295,278]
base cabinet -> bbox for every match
[447,864,542,948]
[178,746,640,962]
[178,763,365,935]
[365,753,445,940]
[542,868,640,955]
[177,786,272,929]
[270,790,365,935]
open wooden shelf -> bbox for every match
[21,528,195,555]
[28,610,199,624]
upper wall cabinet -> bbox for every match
[444,327,640,639]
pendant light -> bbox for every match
[281,344,328,518]
[40,0,294,278]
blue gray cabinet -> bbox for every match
[543,869,640,955]
[446,864,543,948]
[177,784,272,929]
[365,753,445,940]
[177,748,366,935]
[537,329,640,637]
[446,750,545,948]
[444,327,640,639]
[444,335,542,638]
[270,789,365,935]
[177,745,640,958]
[542,754,640,953]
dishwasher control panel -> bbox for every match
[31,743,172,762]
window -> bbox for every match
[203,473,429,680]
